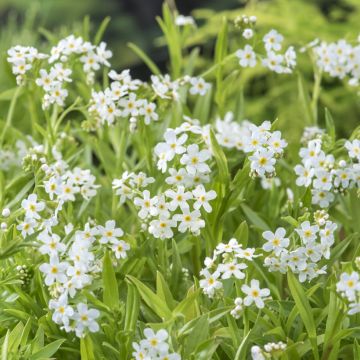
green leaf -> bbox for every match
[325,108,336,143]
[0,87,23,101]
[298,73,315,125]
[80,336,95,360]
[1,330,10,360]
[128,43,161,75]
[156,271,176,310]
[233,220,248,246]
[94,16,111,45]
[124,282,139,332]
[287,271,319,360]
[240,204,269,231]
[127,275,172,320]
[29,339,65,360]
[102,250,120,308]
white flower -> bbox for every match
[249,149,276,176]
[295,221,319,243]
[262,227,289,255]
[35,69,57,91]
[295,164,314,187]
[139,100,158,124]
[38,231,66,255]
[98,220,124,244]
[236,45,257,68]
[192,184,217,213]
[39,256,69,286]
[165,168,188,186]
[119,93,142,117]
[141,328,169,354]
[251,345,266,360]
[112,240,130,259]
[313,170,333,191]
[17,217,37,238]
[134,190,158,219]
[73,303,100,337]
[218,261,247,279]
[67,264,91,288]
[189,77,210,96]
[262,51,285,73]
[337,272,360,301]
[165,186,192,211]
[148,216,177,239]
[263,29,283,51]
[199,269,222,297]
[21,193,45,220]
[345,139,360,160]
[311,189,335,208]
[180,144,211,175]
[242,28,254,40]
[173,209,205,234]
[49,295,74,325]
[241,279,270,309]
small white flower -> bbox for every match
[241,279,270,309]
[180,144,211,175]
[39,256,69,286]
[192,184,217,213]
[112,240,130,259]
[263,29,283,52]
[21,193,45,220]
[73,303,100,337]
[98,220,124,244]
[236,45,257,68]
[262,227,289,255]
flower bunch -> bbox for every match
[311,39,360,86]
[199,238,270,309]
[39,218,129,337]
[7,45,47,85]
[295,135,360,208]
[112,120,217,239]
[132,328,181,360]
[8,35,112,108]
[215,112,287,178]
[262,211,337,282]
[236,28,296,74]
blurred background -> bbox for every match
[0,0,359,138]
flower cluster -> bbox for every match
[8,35,112,108]
[236,28,296,74]
[132,328,181,360]
[336,271,360,315]
[113,121,217,239]
[199,238,270,308]
[234,14,257,40]
[215,112,287,179]
[251,341,287,360]
[39,218,129,337]
[7,45,47,84]
[262,212,337,282]
[295,136,360,208]
[312,39,360,86]
[16,148,99,239]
